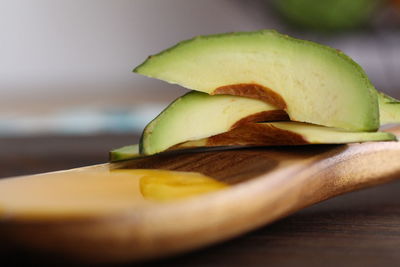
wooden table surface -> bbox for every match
[1,135,400,267]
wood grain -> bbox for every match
[1,128,400,264]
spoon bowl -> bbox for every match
[1,127,400,263]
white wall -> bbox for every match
[0,0,278,113]
[1,0,398,115]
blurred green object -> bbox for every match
[274,0,381,31]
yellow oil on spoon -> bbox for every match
[0,168,227,220]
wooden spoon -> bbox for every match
[1,126,400,264]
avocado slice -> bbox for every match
[378,92,400,125]
[112,90,399,160]
[123,91,400,158]
[110,145,140,162]
[140,91,288,155]
[176,122,396,149]
[110,144,140,162]
[110,122,395,162]
[134,30,379,131]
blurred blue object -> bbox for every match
[0,104,164,136]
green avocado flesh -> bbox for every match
[110,144,140,162]
[177,122,396,149]
[110,122,396,162]
[378,92,400,125]
[140,91,285,155]
[134,30,379,131]
[117,91,400,160]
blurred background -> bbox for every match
[0,0,399,136]
[2,2,400,264]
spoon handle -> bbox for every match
[288,140,400,211]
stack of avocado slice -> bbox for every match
[111,30,400,162]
